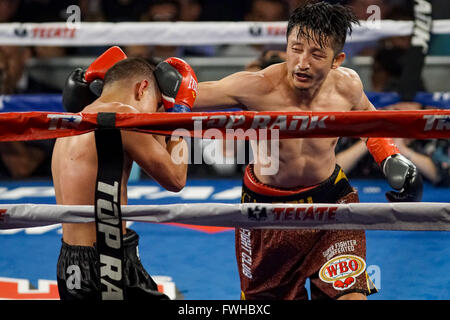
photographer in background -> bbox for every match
[245,50,287,72]
[335,44,448,187]
[0,46,57,179]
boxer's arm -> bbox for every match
[350,75,423,201]
[350,73,377,113]
[194,71,264,111]
[355,89,376,144]
[122,131,187,192]
[360,102,423,201]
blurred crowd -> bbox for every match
[0,0,448,187]
[3,0,447,59]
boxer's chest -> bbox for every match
[246,81,353,113]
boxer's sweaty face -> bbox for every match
[286,27,335,91]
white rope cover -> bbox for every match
[1,202,449,231]
[0,20,449,46]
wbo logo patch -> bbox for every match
[319,255,366,291]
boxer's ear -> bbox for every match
[135,79,149,100]
[332,52,345,69]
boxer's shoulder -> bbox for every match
[332,66,361,85]
[83,101,139,114]
[262,61,286,81]
[331,66,364,105]
[245,62,285,93]
[221,69,276,101]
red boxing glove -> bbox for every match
[154,57,198,112]
[62,46,127,112]
[84,46,127,82]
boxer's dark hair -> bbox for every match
[103,57,156,87]
[287,1,359,55]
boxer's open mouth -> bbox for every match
[294,72,312,82]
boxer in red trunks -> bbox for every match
[238,164,369,299]
[192,3,422,299]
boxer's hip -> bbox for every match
[241,163,357,204]
[57,228,169,300]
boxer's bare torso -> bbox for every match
[52,102,187,246]
[196,62,375,188]
[52,103,132,246]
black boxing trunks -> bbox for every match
[57,229,168,300]
[236,164,377,300]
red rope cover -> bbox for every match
[0,110,449,142]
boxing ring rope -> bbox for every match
[1,202,449,231]
[0,20,450,46]
[0,110,449,142]
[0,110,449,231]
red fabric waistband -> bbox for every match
[243,165,319,197]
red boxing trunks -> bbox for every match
[236,164,377,300]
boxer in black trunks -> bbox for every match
[192,3,422,299]
[53,48,198,299]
